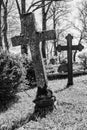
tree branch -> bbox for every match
[27,0,41,12]
[45,1,52,16]
[2,0,5,9]
[32,1,51,13]
[15,0,21,16]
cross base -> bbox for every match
[67,82,73,87]
[33,103,54,118]
[31,88,56,120]
[33,94,56,107]
[29,103,55,121]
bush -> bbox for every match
[78,53,87,71]
[21,55,36,87]
[58,60,68,73]
[50,58,56,65]
[0,51,26,105]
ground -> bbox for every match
[1,75,87,130]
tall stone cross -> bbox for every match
[57,34,84,86]
[11,13,56,108]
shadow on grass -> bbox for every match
[54,84,72,93]
[28,105,54,121]
[11,106,54,130]
[0,95,19,113]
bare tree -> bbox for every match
[70,1,87,62]
[7,1,20,38]
[2,0,9,50]
[0,0,18,51]
[41,0,53,58]
[15,0,28,54]
[0,0,3,49]
[72,24,83,62]
[0,0,21,51]
[47,1,70,56]
[78,1,87,41]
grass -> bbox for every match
[1,75,87,130]
[0,89,37,130]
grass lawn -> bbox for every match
[1,75,87,130]
[0,89,37,130]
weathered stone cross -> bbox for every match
[11,13,56,109]
[57,34,84,86]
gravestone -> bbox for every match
[11,13,56,113]
[57,34,84,86]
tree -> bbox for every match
[47,1,69,56]
[15,0,27,54]
[70,0,87,62]
[2,0,9,50]
[0,0,18,51]
[21,0,27,54]
[41,0,53,58]
[7,0,20,38]
[0,0,3,49]
[78,1,87,42]
[42,0,72,58]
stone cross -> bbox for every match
[57,34,84,86]
[11,13,56,108]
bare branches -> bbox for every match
[67,0,87,61]
[2,0,6,9]
[45,1,52,15]
[0,0,3,47]
[27,0,52,13]
[78,1,87,41]
[15,0,21,16]
[27,0,41,12]
[47,1,69,23]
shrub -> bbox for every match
[0,51,26,105]
[50,58,56,65]
[21,55,36,87]
[58,60,68,73]
[78,53,87,71]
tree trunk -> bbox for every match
[73,50,77,62]
[3,4,9,51]
[42,0,46,58]
[21,0,28,54]
[0,1,2,50]
[53,8,57,56]
[73,35,82,62]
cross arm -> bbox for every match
[56,45,68,52]
[39,30,56,41]
[56,44,84,52]
[11,30,56,47]
[11,35,29,46]
[72,44,84,51]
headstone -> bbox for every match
[57,34,84,86]
[11,13,56,111]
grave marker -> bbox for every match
[57,34,84,86]
[11,13,56,110]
